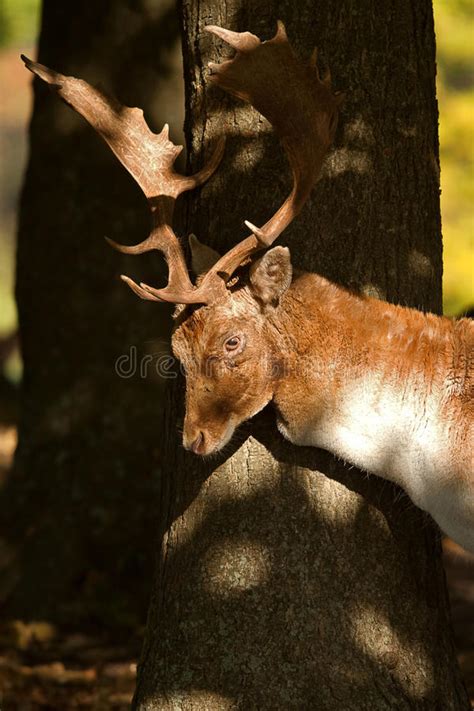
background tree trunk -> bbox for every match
[0,0,181,631]
[133,1,470,709]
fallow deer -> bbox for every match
[23,22,473,551]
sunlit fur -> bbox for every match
[173,290,275,454]
[172,263,474,552]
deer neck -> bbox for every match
[270,272,455,500]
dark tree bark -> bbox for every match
[1,0,181,630]
[133,1,469,710]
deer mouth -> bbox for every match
[184,419,236,457]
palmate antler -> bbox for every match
[21,55,226,304]
[22,21,342,305]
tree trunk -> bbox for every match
[133,1,470,709]
[1,0,181,631]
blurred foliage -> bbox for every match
[0,0,472,319]
[434,0,474,315]
[0,0,40,48]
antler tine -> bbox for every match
[21,54,226,304]
[205,25,260,52]
[120,276,161,302]
[197,21,341,287]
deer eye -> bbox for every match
[224,336,241,352]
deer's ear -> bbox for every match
[189,234,221,276]
[249,246,292,306]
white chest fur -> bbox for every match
[276,374,474,552]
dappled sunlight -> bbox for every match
[153,689,236,710]
[343,116,375,145]
[326,147,372,177]
[137,419,460,707]
[397,125,418,138]
[350,606,435,698]
[203,105,274,139]
[171,438,280,548]
[200,539,272,596]
[302,466,370,527]
[407,250,435,280]
[229,131,269,169]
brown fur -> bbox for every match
[173,269,473,460]
[172,260,474,549]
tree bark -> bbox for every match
[1,0,181,630]
[133,1,470,709]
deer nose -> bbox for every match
[188,431,205,455]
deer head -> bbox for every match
[23,22,342,456]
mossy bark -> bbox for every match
[133,1,469,709]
